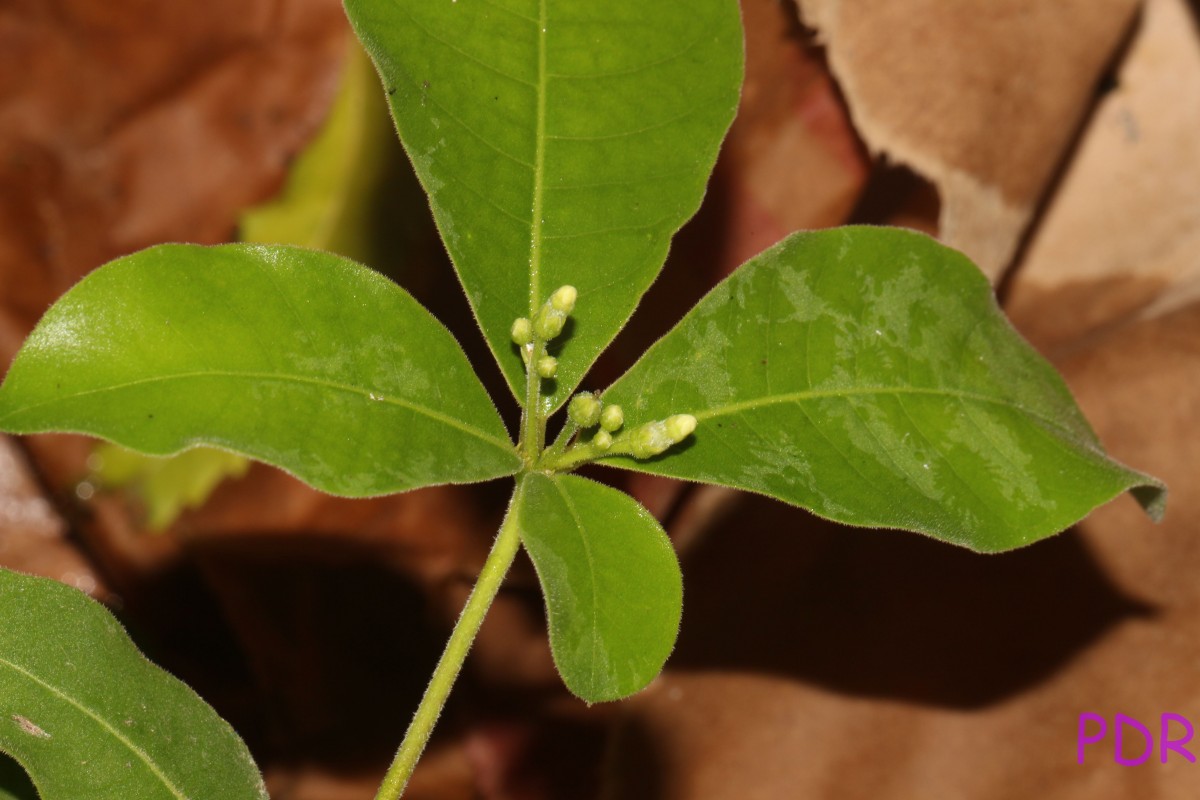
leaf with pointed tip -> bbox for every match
[518,472,682,702]
[0,244,520,496]
[0,568,266,800]
[344,0,744,409]
[600,227,1166,553]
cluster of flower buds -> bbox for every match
[511,285,577,380]
[567,391,624,451]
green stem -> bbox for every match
[521,342,546,462]
[374,480,527,800]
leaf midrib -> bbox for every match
[528,0,548,316]
[0,370,514,453]
[0,655,188,800]
[687,385,1097,452]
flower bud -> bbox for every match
[568,393,602,427]
[630,421,673,458]
[536,355,558,378]
[593,430,613,451]
[511,317,533,347]
[629,414,697,458]
[599,404,624,432]
[550,285,577,314]
[534,306,567,341]
[665,414,697,441]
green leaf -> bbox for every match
[90,42,403,528]
[0,568,266,800]
[518,472,682,702]
[599,227,1167,553]
[344,0,744,408]
[0,244,521,497]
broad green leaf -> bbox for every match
[518,472,682,702]
[344,0,744,408]
[91,42,403,527]
[0,568,266,800]
[0,244,520,497]
[89,445,251,530]
[600,227,1166,553]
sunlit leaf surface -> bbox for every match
[0,244,520,497]
[601,227,1165,552]
[345,0,743,408]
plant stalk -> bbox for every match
[374,481,526,800]
[521,341,546,462]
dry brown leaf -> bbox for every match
[1007,0,1200,350]
[0,0,348,335]
[794,0,1142,279]
[0,436,107,597]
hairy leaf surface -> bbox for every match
[0,244,520,496]
[0,569,266,800]
[345,0,743,408]
[601,227,1166,552]
[519,473,682,702]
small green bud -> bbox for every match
[593,430,613,451]
[511,317,533,346]
[630,421,673,458]
[599,404,624,432]
[568,392,602,427]
[550,285,578,314]
[665,414,697,441]
[536,355,558,378]
[534,306,567,341]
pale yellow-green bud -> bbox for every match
[593,430,613,451]
[600,404,624,432]
[534,306,567,340]
[536,355,558,378]
[511,317,533,347]
[665,414,697,441]
[630,421,673,458]
[550,285,577,314]
[630,414,697,458]
[568,392,601,427]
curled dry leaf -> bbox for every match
[1007,0,1200,350]
[794,0,1141,279]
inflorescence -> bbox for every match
[511,285,697,470]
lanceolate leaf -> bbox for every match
[0,568,266,800]
[600,227,1166,553]
[345,0,744,409]
[518,473,682,702]
[0,244,520,496]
